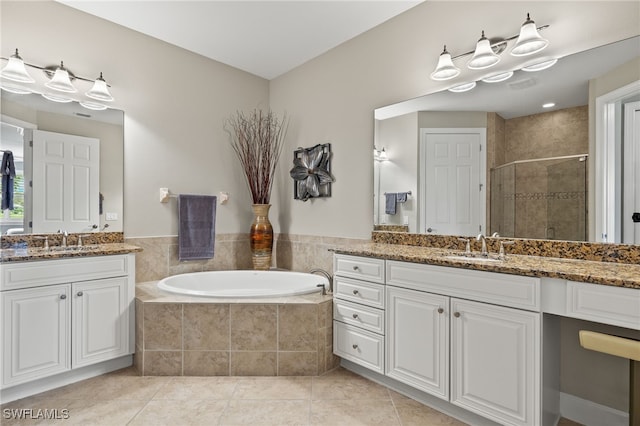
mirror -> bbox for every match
[374,36,640,242]
[0,91,124,234]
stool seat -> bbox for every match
[579,330,640,361]
[579,330,640,426]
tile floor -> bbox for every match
[2,367,582,425]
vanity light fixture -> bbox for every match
[511,13,549,56]
[481,71,514,83]
[45,62,77,93]
[448,81,476,93]
[468,31,501,70]
[374,146,389,162]
[0,48,115,110]
[0,49,34,83]
[521,58,558,72]
[430,45,461,81]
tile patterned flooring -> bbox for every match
[2,366,582,425]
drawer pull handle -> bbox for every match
[60,294,67,300]
[453,312,461,318]
[352,344,358,350]
[352,290,359,295]
[352,313,359,319]
[352,266,360,271]
[437,308,444,314]
[77,291,83,297]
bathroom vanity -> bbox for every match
[332,247,640,426]
[0,243,140,403]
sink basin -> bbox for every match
[444,254,503,263]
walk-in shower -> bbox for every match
[491,154,588,241]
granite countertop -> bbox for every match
[332,243,640,289]
[0,243,142,263]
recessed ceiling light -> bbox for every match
[542,102,555,108]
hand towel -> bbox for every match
[178,194,217,261]
[385,192,397,215]
[396,192,410,203]
[1,151,15,211]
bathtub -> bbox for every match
[157,270,328,298]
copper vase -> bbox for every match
[250,204,273,270]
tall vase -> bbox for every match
[250,204,273,270]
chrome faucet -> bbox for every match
[476,233,488,257]
[58,229,68,247]
[309,268,333,293]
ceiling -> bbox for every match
[55,0,423,80]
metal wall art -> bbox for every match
[290,143,334,201]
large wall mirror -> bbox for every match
[374,36,640,243]
[0,91,124,235]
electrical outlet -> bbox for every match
[105,212,118,221]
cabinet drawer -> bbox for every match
[334,299,384,335]
[566,281,640,330]
[334,276,385,309]
[1,255,129,291]
[387,260,540,311]
[334,321,384,374]
[334,254,385,284]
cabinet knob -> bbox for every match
[352,265,360,271]
[437,307,444,314]
[352,313,359,319]
[453,312,461,318]
[352,289,359,295]
[77,291,83,297]
[60,294,67,300]
[352,344,358,350]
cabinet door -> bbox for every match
[1,284,71,387]
[72,277,128,368]
[451,299,540,426]
[386,286,449,399]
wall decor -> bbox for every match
[290,143,334,201]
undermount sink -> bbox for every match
[443,254,503,263]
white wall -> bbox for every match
[1,0,270,238]
[270,1,640,239]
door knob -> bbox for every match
[427,227,433,233]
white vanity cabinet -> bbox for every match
[333,254,386,374]
[0,255,135,390]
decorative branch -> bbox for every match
[225,109,288,204]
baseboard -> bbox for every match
[0,356,133,404]
[560,392,628,426]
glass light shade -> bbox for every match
[41,92,73,103]
[511,14,548,56]
[481,71,514,83]
[430,46,460,81]
[521,58,557,72]
[467,32,500,70]
[1,50,35,83]
[45,63,77,93]
[85,73,114,102]
[80,101,108,111]
[0,81,32,94]
[448,81,476,93]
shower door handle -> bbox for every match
[632,212,640,223]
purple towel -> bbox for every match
[178,194,217,261]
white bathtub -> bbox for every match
[157,270,328,298]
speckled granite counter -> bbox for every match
[332,243,640,289]
[0,243,142,262]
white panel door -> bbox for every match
[1,284,71,387]
[420,128,485,236]
[451,298,540,426]
[32,130,99,233]
[72,277,128,368]
[623,101,640,244]
[386,286,449,399]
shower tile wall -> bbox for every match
[491,106,588,240]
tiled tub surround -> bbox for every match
[135,282,338,377]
